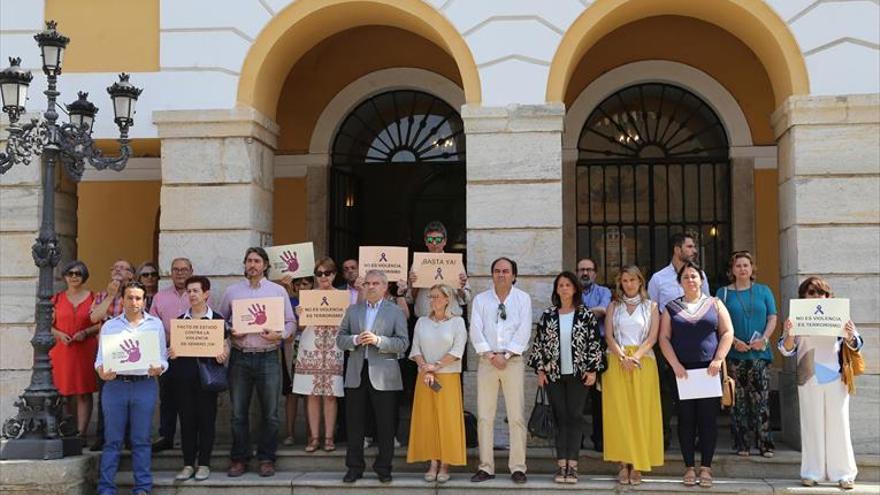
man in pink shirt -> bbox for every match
[149,257,193,452]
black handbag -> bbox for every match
[197,358,229,392]
[527,387,556,439]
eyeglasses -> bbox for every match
[497,303,507,321]
[425,235,445,245]
[806,288,828,297]
[139,272,159,278]
[314,270,335,277]
[171,267,192,274]
[578,267,596,273]
[65,271,83,277]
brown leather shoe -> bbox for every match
[258,461,276,477]
[227,460,246,477]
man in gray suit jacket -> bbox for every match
[336,270,409,483]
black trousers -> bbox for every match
[173,358,218,467]
[656,345,676,445]
[677,361,719,468]
[546,374,589,461]
[345,365,397,476]
[158,359,179,441]
[589,385,603,447]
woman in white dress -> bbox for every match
[293,257,345,453]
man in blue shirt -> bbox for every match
[95,281,167,495]
[577,258,611,452]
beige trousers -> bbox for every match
[476,355,527,474]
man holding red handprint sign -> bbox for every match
[219,247,296,478]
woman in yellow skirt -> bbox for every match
[603,265,664,485]
[407,284,468,482]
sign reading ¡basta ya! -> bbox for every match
[231,297,285,335]
[411,252,464,288]
[298,290,351,327]
[169,319,225,357]
[789,298,850,337]
[358,246,408,280]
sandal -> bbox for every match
[629,469,642,485]
[304,437,320,453]
[617,464,630,485]
[683,467,697,486]
[323,438,336,452]
[699,467,713,488]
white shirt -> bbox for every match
[94,312,168,375]
[469,286,532,355]
[647,263,710,313]
[559,312,574,375]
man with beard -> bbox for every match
[647,232,710,448]
[220,247,296,477]
[576,258,611,452]
[338,259,361,305]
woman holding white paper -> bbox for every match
[716,251,777,458]
[603,265,663,485]
[658,261,733,488]
[779,276,862,490]
[293,257,345,453]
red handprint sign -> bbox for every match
[232,297,285,334]
[247,303,268,326]
[119,338,142,363]
[280,250,299,273]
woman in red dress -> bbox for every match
[50,260,101,437]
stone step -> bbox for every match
[115,445,880,481]
[113,471,880,495]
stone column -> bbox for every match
[0,117,78,423]
[460,104,564,445]
[153,107,279,298]
[773,94,880,453]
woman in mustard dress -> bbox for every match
[603,265,663,485]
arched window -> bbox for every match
[330,90,466,262]
[576,83,731,286]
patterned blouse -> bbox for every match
[527,305,605,382]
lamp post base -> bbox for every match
[0,437,81,460]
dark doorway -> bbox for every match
[576,83,731,289]
[329,90,466,263]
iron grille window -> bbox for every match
[576,83,731,288]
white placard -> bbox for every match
[789,298,849,337]
[675,368,722,400]
[101,331,162,373]
[266,242,315,280]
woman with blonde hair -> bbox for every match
[779,276,862,490]
[602,265,663,485]
[407,283,468,483]
[717,251,777,458]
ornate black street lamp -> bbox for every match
[0,21,142,460]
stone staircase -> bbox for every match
[111,444,880,495]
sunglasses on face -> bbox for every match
[65,271,83,277]
[314,270,335,277]
[425,236,445,245]
[497,303,507,321]
[806,288,828,297]
[140,272,159,278]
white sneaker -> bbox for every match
[283,436,294,446]
[175,466,194,481]
[364,436,373,449]
[394,437,401,448]
[194,466,211,481]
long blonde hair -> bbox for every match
[613,265,649,302]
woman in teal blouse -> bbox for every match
[716,251,777,457]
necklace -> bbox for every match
[622,294,642,306]
[733,282,754,334]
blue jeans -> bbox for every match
[98,378,158,495]
[229,348,282,462]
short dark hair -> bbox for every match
[551,271,584,308]
[123,281,146,296]
[423,220,447,239]
[61,259,90,283]
[676,261,704,283]
[670,231,698,252]
[185,275,211,292]
[490,257,518,283]
[244,247,270,277]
